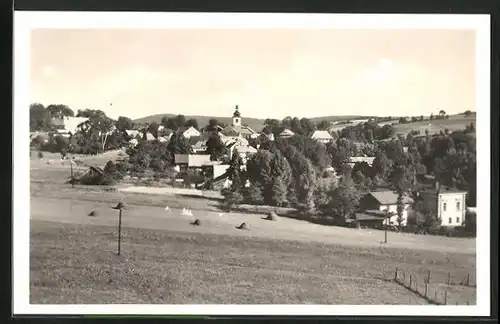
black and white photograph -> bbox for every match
[13,11,491,316]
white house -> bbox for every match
[228,142,257,164]
[279,128,295,138]
[418,183,468,227]
[359,191,414,226]
[178,126,201,139]
[311,130,334,144]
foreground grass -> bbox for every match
[31,220,475,305]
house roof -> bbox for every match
[125,129,141,137]
[369,191,414,205]
[419,186,467,195]
[192,140,207,150]
[349,156,376,165]
[311,130,333,140]
[279,129,295,137]
[221,125,255,136]
[177,126,200,135]
[232,144,257,154]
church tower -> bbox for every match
[232,105,242,127]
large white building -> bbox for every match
[418,183,468,227]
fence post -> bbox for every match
[444,291,448,305]
[409,274,412,290]
[427,269,431,284]
[403,271,406,285]
[425,283,428,297]
[466,273,470,286]
[394,267,398,281]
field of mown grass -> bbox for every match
[30,220,475,304]
[392,116,476,134]
[28,158,477,305]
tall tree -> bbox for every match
[185,118,199,129]
[205,135,228,161]
[269,150,292,207]
[328,175,361,222]
[116,116,134,131]
[29,103,50,131]
[46,104,74,119]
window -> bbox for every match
[456,217,460,223]
[456,201,460,211]
[443,202,447,211]
[448,217,452,224]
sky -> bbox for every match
[30,29,476,120]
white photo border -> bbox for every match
[13,11,491,316]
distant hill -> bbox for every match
[133,114,375,132]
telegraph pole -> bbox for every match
[112,201,125,255]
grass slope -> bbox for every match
[31,220,475,304]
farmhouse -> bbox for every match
[220,105,257,139]
[51,116,89,134]
[228,142,258,164]
[279,128,295,138]
[177,126,201,139]
[174,154,213,170]
[359,191,414,226]
[125,129,141,138]
[310,130,334,144]
[417,182,468,227]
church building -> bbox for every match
[220,105,257,139]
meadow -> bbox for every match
[29,157,476,305]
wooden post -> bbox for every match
[394,267,398,281]
[427,269,431,284]
[444,291,448,305]
[117,209,122,255]
[70,156,74,188]
[425,283,428,297]
[403,271,406,284]
[466,273,470,286]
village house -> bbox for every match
[310,130,334,144]
[177,126,201,139]
[417,181,468,227]
[51,116,90,134]
[174,154,213,171]
[220,105,257,139]
[279,128,295,138]
[228,142,258,164]
[358,191,414,226]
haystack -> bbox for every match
[87,210,97,217]
[236,222,249,230]
[264,211,279,221]
[191,219,201,226]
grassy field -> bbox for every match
[29,158,477,305]
[31,219,475,304]
[392,116,475,134]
